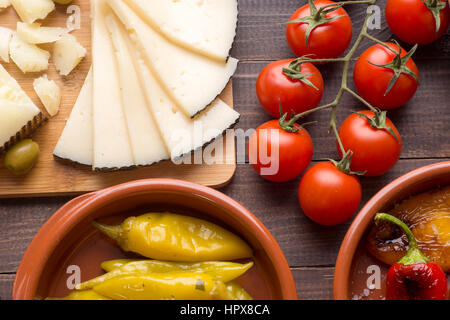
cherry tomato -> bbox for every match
[353,43,419,110]
[256,59,324,118]
[338,111,402,177]
[386,0,450,45]
[286,0,353,60]
[298,162,362,226]
[249,120,313,183]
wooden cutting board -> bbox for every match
[0,1,237,198]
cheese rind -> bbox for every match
[91,0,134,170]
[9,33,50,73]
[123,0,238,62]
[53,33,86,76]
[0,27,13,63]
[17,22,67,44]
[54,69,93,166]
[108,0,238,118]
[10,0,55,24]
[0,64,43,152]
[106,14,169,166]
[33,75,61,117]
[135,57,240,161]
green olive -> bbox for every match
[53,0,73,4]
[4,139,40,176]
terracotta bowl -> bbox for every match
[13,179,297,300]
[334,161,450,300]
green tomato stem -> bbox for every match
[344,87,378,112]
[283,0,404,166]
[332,121,346,155]
[374,213,430,265]
[362,33,399,54]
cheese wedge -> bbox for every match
[108,0,238,118]
[0,64,44,153]
[33,75,61,117]
[9,33,50,73]
[122,0,238,62]
[53,33,87,76]
[134,55,239,161]
[10,0,55,24]
[17,22,67,44]
[91,0,134,171]
[54,69,93,166]
[0,27,13,63]
[105,14,169,166]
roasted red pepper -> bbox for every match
[374,213,448,300]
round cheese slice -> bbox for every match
[123,0,238,62]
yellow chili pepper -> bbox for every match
[92,272,226,300]
[101,259,137,272]
[46,290,110,300]
[92,212,253,261]
[220,281,253,300]
[77,260,254,290]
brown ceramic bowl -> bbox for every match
[334,161,450,300]
[13,179,297,300]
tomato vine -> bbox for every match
[289,0,416,173]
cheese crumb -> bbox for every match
[53,33,86,76]
[33,75,61,117]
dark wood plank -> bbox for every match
[0,274,14,300]
[233,60,450,159]
[0,197,72,273]
[233,0,450,61]
[293,267,334,300]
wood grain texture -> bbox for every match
[0,0,237,197]
[292,267,334,300]
[0,0,449,300]
[0,275,14,301]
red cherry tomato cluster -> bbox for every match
[251,0,448,227]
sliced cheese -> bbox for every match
[17,22,67,44]
[10,0,55,24]
[106,13,169,166]
[0,63,43,152]
[135,56,239,161]
[54,69,92,166]
[91,0,134,170]
[33,75,61,117]
[108,0,238,118]
[9,33,50,73]
[123,0,238,62]
[0,27,13,63]
[53,33,87,76]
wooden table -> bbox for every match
[0,0,449,300]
